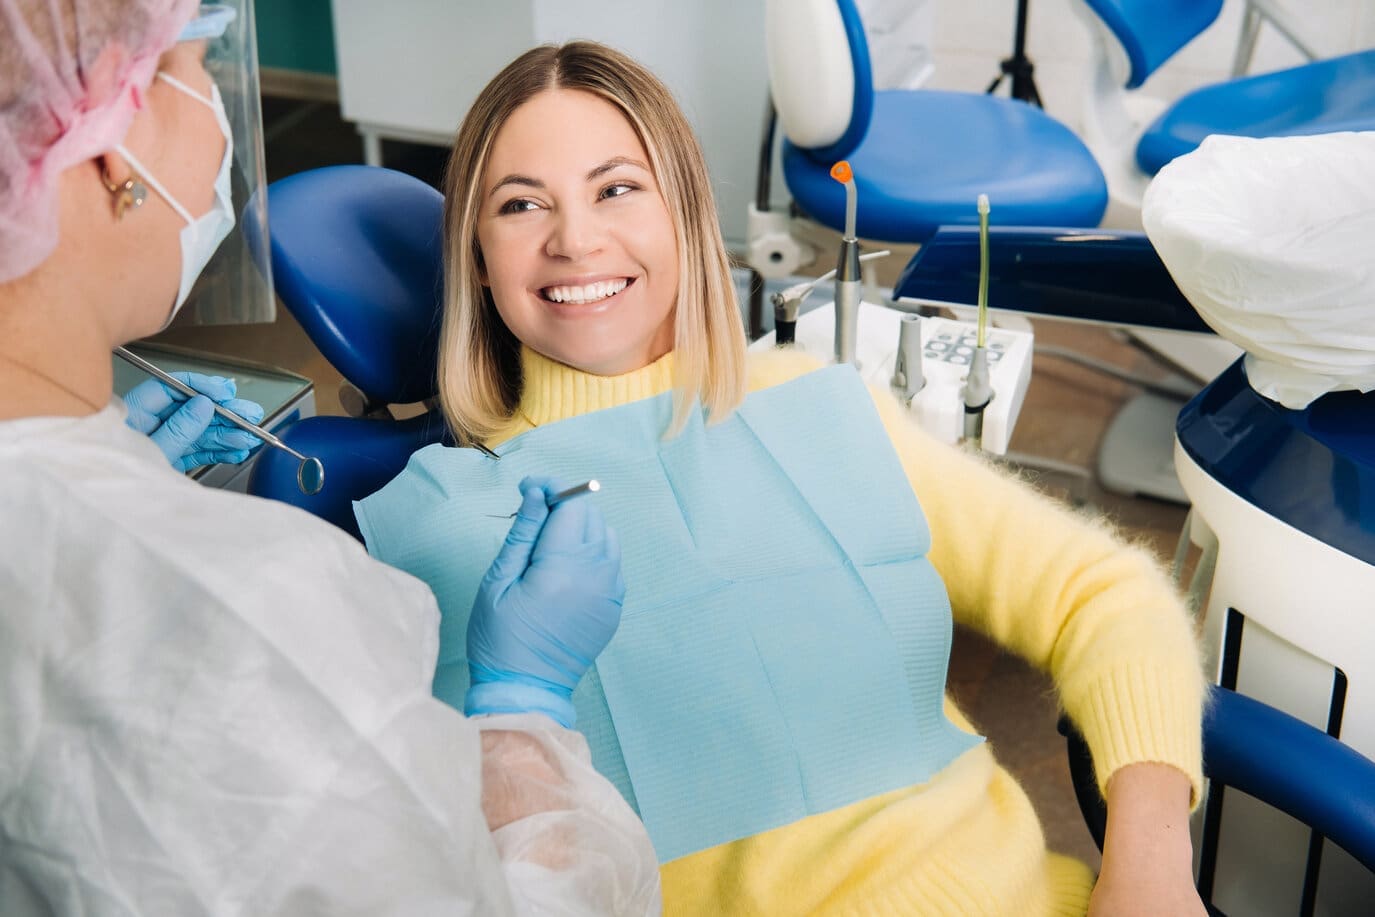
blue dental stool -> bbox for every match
[1074,0,1375,219]
[745,0,1108,336]
[249,165,1375,915]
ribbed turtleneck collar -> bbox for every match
[499,346,676,439]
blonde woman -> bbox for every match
[358,41,1208,917]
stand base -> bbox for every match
[1096,392,1189,504]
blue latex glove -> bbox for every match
[123,373,264,472]
[465,476,626,728]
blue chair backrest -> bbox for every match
[268,165,445,405]
[1082,0,1225,88]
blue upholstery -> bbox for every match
[780,4,1107,244]
[247,165,452,540]
[784,89,1108,244]
[1082,0,1224,90]
[1137,50,1375,174]
[1081,2,1375,175]
[248,412,448,540]
[268,165,445,406]
[1064,686,1375,877]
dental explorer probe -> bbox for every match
[114,346,326,496]
[830,160,863,366]
[962,194,994,450]
[486,480,602,518]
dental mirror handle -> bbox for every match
[114,346,308,463]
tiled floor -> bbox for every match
[155,97,1207,873]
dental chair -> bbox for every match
[246,165,451,539]
[745,0,1109,337]
[1073,0,1375,223]
[250,165,1375,911]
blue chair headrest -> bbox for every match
[268,166,445,406]
[1082,0,1224,89]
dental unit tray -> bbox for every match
[751,304,1034,456]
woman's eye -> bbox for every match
[600,182,637,200]
[499,198,539,215]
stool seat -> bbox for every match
[782,90,1108,243]
[1137,50,1375,175]
[1176,359,1375,567]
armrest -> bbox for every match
[1204,686,1375,873]
[892,226,1212,334]
[1061,685,1375,874]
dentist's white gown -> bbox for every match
[0,404,660,916]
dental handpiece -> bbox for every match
[830,160,862,366]
[114,346,326,495]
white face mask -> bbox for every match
[117,72,236,329]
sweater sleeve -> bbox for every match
[869,386,1206,804]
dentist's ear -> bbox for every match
[94,151,147,221]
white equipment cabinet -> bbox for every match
[329,0,772,244]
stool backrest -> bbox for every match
[765,0,873,160]
[1080,0,1225,88]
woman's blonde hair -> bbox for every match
[436,41,746,445]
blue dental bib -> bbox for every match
[356,365,981,862]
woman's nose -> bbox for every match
[544,205,606,260]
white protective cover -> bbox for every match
[765,0,855,148]
[1142,132,1375,409]
[0,405,659,916]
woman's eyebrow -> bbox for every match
[587,156,650,180]
[489,174,543,198]
[487,157,650,198]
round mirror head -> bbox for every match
[297,457,325,496]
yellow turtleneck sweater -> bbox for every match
[495,346,1205,916]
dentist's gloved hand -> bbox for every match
[123,373,264,472]
[466,476,625,728]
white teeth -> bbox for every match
[544,278,628,304]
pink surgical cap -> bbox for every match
[0,0,199,283]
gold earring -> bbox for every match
[101,169,148,220]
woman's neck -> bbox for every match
[517,345,677,427]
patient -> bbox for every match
[357,41,1208,916]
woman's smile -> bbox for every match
[538,276,635,308]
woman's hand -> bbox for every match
[1088,762,1207,917]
